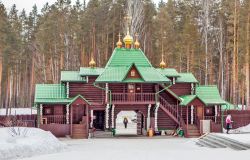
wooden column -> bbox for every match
[70,105,73,136]
[154,102,160,131]
[147,104,151,130]
[40,104,43,125]
[191,105,194,124]
[111,105,115,128]
[66,82,69,98]
[66,104,69,124]
[105,104,110,129]
[215,105,218,123]
[90,109,93,128]
[186,106,189,130]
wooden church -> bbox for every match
[34,20,227,138]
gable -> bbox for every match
[125,65,143,79]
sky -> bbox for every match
[1,0,162,13]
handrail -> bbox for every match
[155,83,172,103]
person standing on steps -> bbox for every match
[226,114,233,134]
[123,117,128,129]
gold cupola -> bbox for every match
[123,33,133,49]
[159,54,166,69]
[123,15,133,49]
[89,57,96,68]
[134,34,140,49]
[116,33,123,48]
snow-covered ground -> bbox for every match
[0,108,37,115]
[21,137,250,160]
[0,127,66,160]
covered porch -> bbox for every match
[37,95,91,138]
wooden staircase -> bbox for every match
[158,95,200,137]
[72,124,88,139]
[187,124,200,137]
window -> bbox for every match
[45,108,52,115]
[131,70,135,77]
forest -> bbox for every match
[0,0,249,109]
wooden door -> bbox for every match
[197,106,203,120]
[128,84,135,101]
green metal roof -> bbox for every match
[35,84,68,104]
[96,65,170,83]
[221,101,236,110]
[196,85,226,105]
[106,48,152,67]
[176,73,198,83]
[61,71,86,82]
[156,68,180,77]
[80,67,104,76]
[35,99,71,104]
[95,48,170,83]
[179,95,197,106]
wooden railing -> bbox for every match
[112,93,155,103]
[43,115,66,124]
[158,96,179,122]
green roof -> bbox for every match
[196,85,226,105]
[179,95,197,106]
[221,101,236,110]
[176,73,198,83]
[35,84,67,104]
[106,48,152,67]
[80,67,104,76]
[96,65,170,83]
[96,48,170,83]
[61,71,86,82]
[35,99,71,104]
[156,68,180,77]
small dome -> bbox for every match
[123,34,133,45]
[134,40,140,49]
[160,60,166,69]
[89,57,96,68]
[116,40,123,48]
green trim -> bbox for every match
[68,94,91,105]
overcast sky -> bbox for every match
[1,0,162,13]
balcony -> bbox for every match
[111,93,155,104]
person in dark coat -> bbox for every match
[123,117,128,129]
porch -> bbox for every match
[111,93,155,104]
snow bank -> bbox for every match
[0,108,37,115]
[223,123,250,134]
[0,127,66,160]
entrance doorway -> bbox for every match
[115,111,137,135]
[72,104,86,124]
[93,110,105,130]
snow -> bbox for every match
[21,137,250,160]
[0,127,66,160]
[218,133,250,145]
[0,108,37,115]
[223,123,250,134]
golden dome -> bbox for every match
[134,34,140,49]
[116,33,123,48]
[160,60,166,69]
[159,54,166,68]
[89,57,96,68]
[123,34,133,45]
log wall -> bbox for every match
[69,76,105,104]
[169,83,191,96]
